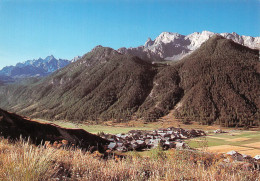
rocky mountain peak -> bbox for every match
[44,55,55,62]
[144,38,154,48]
[74,46,122,68]
[90,45,119,57]
[0,55,70,78]
[71,56,82,62]
[91,45,104,52]
[118,31,260,62]
[201,30,214,35]
[154,32,184,45]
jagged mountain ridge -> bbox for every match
[0,36,259,127]
[118,31,260,62]
[1,31,258,80]
[0,55,71,78]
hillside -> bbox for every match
[0,108,108,151]
[0,36,259,127]
[0,46,159,121]
[173,36,260,127]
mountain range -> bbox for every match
[118,31,260,62]
[0,35,259,127]
[1,31,258,82]
[0,55,71,80]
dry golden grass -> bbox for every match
[206,135,253,142]
[208,136,229,140]
[243,142,260,149]
[209,147,260,157]
[238,149,260,157]
[228,132,243,135]
[227,138,251,142]
[0,138,259,181]
[205,145,253,153]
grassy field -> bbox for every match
[188,131,260,147]
[187,131,260,156]
[36,119,156,134]
[35,118,225,134]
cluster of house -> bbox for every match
[213,129,227,134]
[100,127,206,152]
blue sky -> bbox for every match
[0,0,259,69]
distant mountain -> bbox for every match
[118,31,260,62]
[0,55,71,79]
[0,36,259,127]
[0,78,4,86]
[0,75,14,85]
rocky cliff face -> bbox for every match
[118,31,260,62]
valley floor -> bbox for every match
[36,118,260,158]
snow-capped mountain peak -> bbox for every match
[71,56,82,62]
[154,32,183,45]
[118,31,260,62]
[44,55,55,62]
[144,38,154,48]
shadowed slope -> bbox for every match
[0,108,109,151]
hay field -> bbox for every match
[189,131,260,157]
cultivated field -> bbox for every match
[188,131,260,157]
